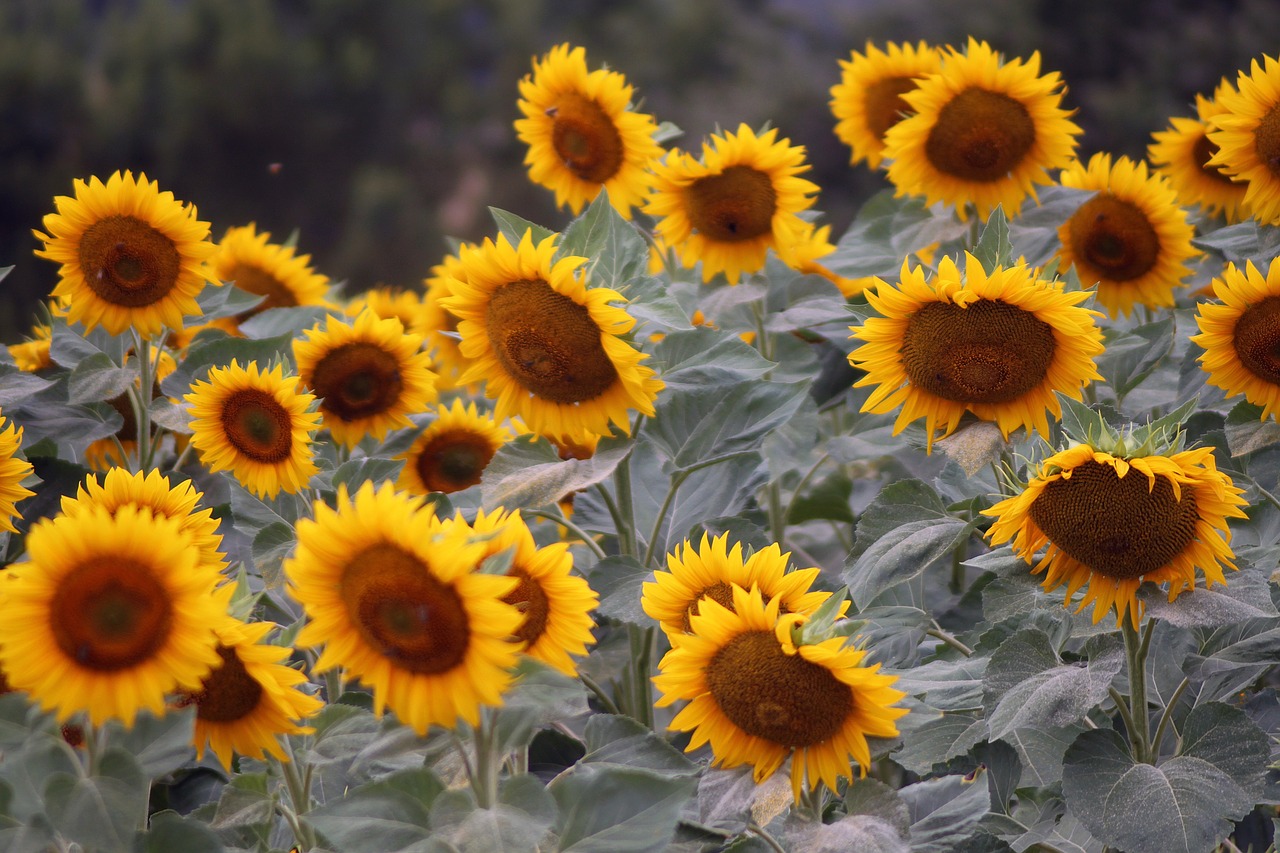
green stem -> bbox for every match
[927,625,974,657]
[1150,676,1190,760]
[167,438,196,475]
[131,331,154,473]
[624,624,655,729]
[527,509,607,561]
[471,709,500,809]
[578,671,622,716]
[1108,685,1139,751]
[1122,619,1153,763]
[643,470,688,568]
[766,480,785,546]
[750,301,773,362]
[781,453,832,527]
[278,741,317,851]
[949,549,965,594]
[323,667,344,703]
[747,822,788,853]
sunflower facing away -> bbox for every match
[286,481,523,734]
[645,124,821,284]
[1208,54,1280,225]
[178,619,323,771]
[33,171,216,336]
[443,230,663,442]
[1056,153,1198,318]
[294,309,438,447]
[850,253,1104,451]
[185,359,322,498]
[830,41,943,170]
[211,224,331,322]
[985,444,1247,628]
[1148,79,1250,223]
[0,414,34,533]
[1192,259,1280,419]
[882,38,1081,220]
[516,43,663,218]
[0,504,228,726]
[396,398,515,495]
[654,584,907,801]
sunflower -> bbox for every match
[32,171,216,336]
[59,467,227,572]
[185,359,321,498]
[1191,259,1280,418]
[442,230,663,441]
[286,482,523,734]
[293,309,438,448]
[851,253,1104,451]
[1056,153,1199,318]
[0,504,227,726]
[830,41,944,170]
[641,533,837,638]
[423,247,473,390]
[645,124,821,284]
[8,323,52,373]
[345,286,431,338]
[1208,54,1280,225]
[777,223,863,297]
[0,415,34,533]
[178,619,323,771]
[443,508,598,676]
[985,444,1247,629]
[516,43,663,218]
[396,399,515,495]
[654,584,906,801]
[1148,80,1250,223]
[882,39,1081,220]
[211,224,331,321]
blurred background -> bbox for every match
[3,0,1278,340]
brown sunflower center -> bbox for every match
[339,543,470,674]
[78,215,183,308]
[1068,194,1160,282]
[1254,104,1280,176]
[924,88,1036,181]
[865,76,919,141]
[1193,132,1238,185]
[685,165,778,243]
[187,645,263,723]
[1232,295,1280,383]
[1029,460,1200,580]
[681,581,738,632]
[901,299,1056,404]
[705,630,853,748]
[49,557,173,671]
[220,388,295,463]
[503,568,551,646]
[549,92,625,184]
[309,343,404,422]
[485,278,619,403]
[226,262,298,316]
[415,431,496,493]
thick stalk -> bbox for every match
[278,741,317,851]
[130,332,154,473]
[470,709,500,809]
[612,450,638,559]
[1122,619,1154,763]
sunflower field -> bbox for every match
[2,35,1280,853]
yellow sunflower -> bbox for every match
[33,171,216,336]
[286,481,523,734]
[1056,153,1199,318]
[1148,80,1250,223]
[8,323,52,373]
[0,504,228,727]
[516,43,663,218]
[777,223,864,297]
[0,415,34,533]
[396,398,515,495]
[443,230,663,442]
[178,619,323,771]
[641,533,837,638]
[443,508,598,676]
[882,38,1082,220]
[345,286,431,338]
[211,224,331,321]
[423,247,473,390]
[293,309,438,448]
[59,467,227,572]
[1192,259,1280,418]
[185,359,322,498]
[985,444,1247,629]
[1208,54,1280,225]
[830,41,944,170]
[851,253,1104,451]
[645,124,821,284]
[654,584,907,801]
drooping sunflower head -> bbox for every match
[985,443,1248,628]
[882,38,1082,220]
[423,247,473,390]
[516,43,664,218]
[396,398,515,495]
[211,224,331,322]
[345,286,430,338]
[1056,152,1199,318]
[830,40,944,170]
[33,171,216,336]
[1148,79,1251,223]
[1192,259,1280,419]
[294,308,438,447]
[442,230,663,442]
[776,223,865,297]
[185,359,322,498]
[1208,54,1280,225]
[0,414,34,534]
[645,124,821,284]
[8,323,53,373]
[850,252,1104,451]
[654,584,907,801]
[286,481,523,733]
[0,503,228,727]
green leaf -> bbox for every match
[139,811,226,853]
[0,364,56,408]
[1193,219,1263,261]
[68,352,135,404]
[1001,723,1090,788]
[14,399,123,445]
[1013,812,1104,853]
[1224,400,1280,456]
[44,747,148,853]
[582,715,699,777]
[891,713,986,776]
[786,471,855,525]
[490,208,556,246]
[889,657,988,712]
[549,762,698,853]
[1007,185,1094,267]
[584,555,652,625]
[251,521,295,589]
[481,436,631,510]
[973,206,1013,270]
[304,767,445,853]
[1057,394,1116,447]
[646,380,809,470]
[1178,701,1268,794]
[107,706,196,779]
[160,332,297,397]
[899,773,993,853]
[693,768,792,834]
[556,190,648,288]
[236,305,332,339]
[842,516,973,606]
[331,456,406,491]
[1137,569,1278,627]
[148,397,194,433]
[194,281,266,320]
[49,320,126,369]
[822,190,968,280]
[492,659,590,754]
[650,328,775,390]
[1097,318,1175,401]
[210,772,275,830]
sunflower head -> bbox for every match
[211,224,331,322]
[0,414,34,534]
[830,40,943,170]
[422,247,474,390]
[1193,259,1280,419]
[396,398,515,495]
[1208,54,1280,225]
[345,286,430,338]
[8,323,53,373]
[1148,79,1251,223]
